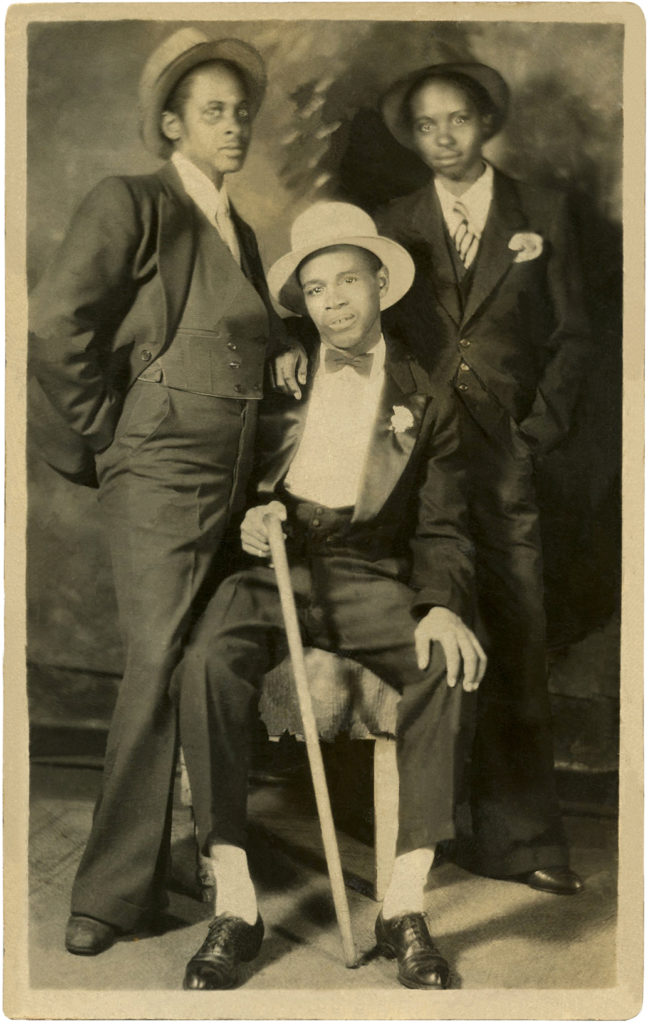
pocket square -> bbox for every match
[508,232,543,263]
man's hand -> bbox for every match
[273,343,308,399]
[240,501,287,558]
[414,607,487,692]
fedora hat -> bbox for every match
[138,28,267,159]
[267,202,415,316]
[381,62,509,150]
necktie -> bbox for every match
[452,200,479,270]
[324,349,374,377]
[215,200,241,265]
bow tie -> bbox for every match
[323,349,374,377]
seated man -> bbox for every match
[176,202,486,991]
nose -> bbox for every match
[324,287,346,310]
[436,122,456,147]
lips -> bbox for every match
[327,313,356,329]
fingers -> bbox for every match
[273,353,302,400]
[296,349,308,386]
[440,638,461,688]
[241,503,287,557]
[457,630,488,692]
[414,624,431,671]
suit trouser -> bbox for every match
[177,552,467,860]
[70,382,257,930]
[457,402,568,877]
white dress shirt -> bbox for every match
[285,337,387,508]
[434,161,494,245]
[171,151,241,264]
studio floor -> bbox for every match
[26,759,619,998]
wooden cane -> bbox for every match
[264,512,358,968]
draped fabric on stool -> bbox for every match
[179,648,400,901]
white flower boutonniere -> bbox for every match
[390,405,415,434]
[508,232,543,263]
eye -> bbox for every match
[417,122,433,134]
[344,275,358,284]
[202,105,224,123]
[304,285,322,297]
[237,106,250,122]
[453,115,468,125]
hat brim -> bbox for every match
[267,236,415,316]
[381,62,509,151]
[139,37,267,159]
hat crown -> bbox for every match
[290,202,380,258]
[139,28,213,95]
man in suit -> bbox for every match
[375,63,591,893]
[175,201,486,991]
[29,28,297,955]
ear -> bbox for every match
[161,110,183,145]
[480,112,494,139]
[377,263,390,300]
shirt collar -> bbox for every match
[319,334,386,381]
[172,151,231,223]
[434,161,494,237]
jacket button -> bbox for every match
[312,518,321,527]
[140,349,152,362]
[460,362,470,372]
[253,384,261,392]
[229,361,241,368]
[227,342,238,351]
[234,384,243,393]
[458,382,468,392]
[459,338,471,348]
[315,507,324,515]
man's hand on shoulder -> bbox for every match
[241,501,287,558]
[273,343,308,400]
[415,607,487,692]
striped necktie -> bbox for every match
[452,200,479,270]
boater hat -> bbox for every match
[267,202,415,316]
[381,62,509,150]
[138,27,267,159]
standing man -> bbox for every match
[376,63,590,894]
[29,28,291,955]
[176,202,486,990]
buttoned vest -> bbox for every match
[140,212,270,399]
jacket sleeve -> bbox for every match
[29,176,143,454]
[409,390,475,621]
[519,192,592,453]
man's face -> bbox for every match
[299,245,388,354]
[408,79,490,184]
[162,63,251,184]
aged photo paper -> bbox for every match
[5,2,644,1019]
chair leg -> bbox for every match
[373,736,398,902]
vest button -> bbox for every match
[315,507,324,515]
[140,349,152,362]
[312,518,321,527]
[459,338,471,347]
[227,342,238,351]
[234,384,243,393]
[460,362,470,372]
[229,361,241,368]
[458,383,468,392]
[253,384,261,391]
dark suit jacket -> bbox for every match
[377,169,591,455]
[29,161,285,486]
[252,322,475,622]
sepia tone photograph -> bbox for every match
[5,2,643,1018]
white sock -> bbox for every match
[209,842,258,925]
[381,846,436,919]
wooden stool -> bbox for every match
[179,648,399,901]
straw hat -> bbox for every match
[138,27,267,159]
[380,62,509,150]
[267,202,415,316]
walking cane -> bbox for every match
[264,511,358,968]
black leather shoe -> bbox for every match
[65,914,120,955]
[375,912,450,989]
[524,866,585,895]
[183,913,264,990]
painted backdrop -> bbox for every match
[27,17,622,768]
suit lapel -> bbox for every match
[461,170,528,329]
[352,341,429,523]
[412,188,462,327]
[157,164,197,348]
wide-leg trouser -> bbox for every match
[178,555,467,859]
[70,382,257,930]
[458,404,568,877]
